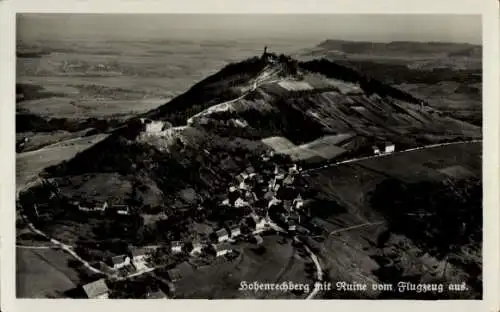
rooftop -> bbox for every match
[82,279,109,298]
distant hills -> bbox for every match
[315,40,482,58]
[40,52,480,210]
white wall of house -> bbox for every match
[385,144,395,153]
[113,257,130,270]
[218,235,229,242]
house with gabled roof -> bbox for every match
[108,254,130,270]
[112,204,130,215]
[234,197,249,208]
[230,225,241,238]
[210,242,232,257]
[190,239,204,256]
[82,278,109,299]
[129,247,150,270]
[215,228,229,242]
[171,241,184,254]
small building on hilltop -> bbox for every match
[82,278,110,299]
[384,142,395,154]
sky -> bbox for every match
[17,14,482,45]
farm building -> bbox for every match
[215,228,230,242]
[229,186,238,193]
[211,242,232,257]
[385,142,396,154]
[112,204,130,215]
[171,241,184,254]
[234,197,249,208]
[77,200,108,212]
[190,239,204,256]
[108,255,130,270]
[82,278,110,299]
[130,248,150,271]
[230,225,241,238]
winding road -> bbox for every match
[302,139,482,174]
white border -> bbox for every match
[1,1,499,312]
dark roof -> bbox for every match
[212,242,231,252]
[230,226,241,234]
[146,290,167,299]
[216,228,229,237]
[130,248,148,258]
[171,241,183,247]
[110,255,128,265]
[82,279,109,298]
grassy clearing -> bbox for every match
[16,134,108,192]
[16,247,80,298]
[173,235,309,299]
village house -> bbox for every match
[211,242,232,257]
[283,200,293,212]
[130,248,150,271]
[372,145,381,155]
[229,186,238,193]
[287,218,298,232]
[243,191,255,203]
[230,225,241,238]
[236,172,249,184]
[283,175,295,186]
[234,197,249,208]
[190,239,204,256]
[268,197,281,209]
[112,204,130,215]
[289,164,300,175]
[215,228,230,242]
[221,198,231,206]
[384,142,396,154]
[77,200,108,212]
[238,180,250,191]
[146,289,168,299]
[81,278,110,299]
[293,194,304,210]
[171,241,184,254]
[245,166,256,174]
[108,254,130,270]
[247,213,268,232]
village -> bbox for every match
[19,141,398,299]
[77,149,317,299]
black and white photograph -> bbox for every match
[14,13,485,300]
